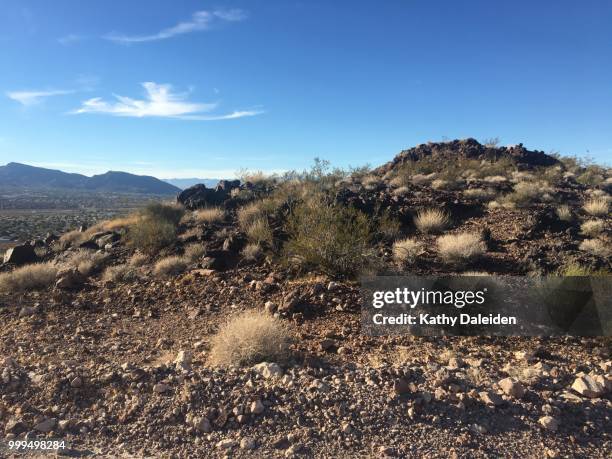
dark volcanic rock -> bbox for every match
[3,244,37,265]
[177,182,241,210]
[374,138,559,176]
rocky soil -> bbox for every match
[1,139,610,457]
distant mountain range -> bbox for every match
[163,178,223,190]
[0,162,181,195]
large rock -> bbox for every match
[571,375,606,398]
[55,268,86,290]
[3,244,37,265]
[177,182,240,210]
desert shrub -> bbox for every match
[581,220,605,237]
[142,202,185,226]
[482,137,500,147]
[392,238,423,266]
[500,181,553,208]
[241,243,263,261]
[376,212,402,240]
[102,264,137,283]
[577,166,605,186]
[284,199,373,277]
[414,209,449,234]
[128,253,149,267]
[583,198,609,217]
[129,218,176,253]
[65,249,106,276]
[0,263,57,292]
[237,199,278,229]
[556,205,573,221]
[389,176,407,188]
[193,207,225,224]
[209,311,291,366]
[483,175,508,184]
[431,179,451,190]
[153,256,188,277]
[464,188,495,201]
[361,175,382,190]
[558,262,610,276]
[579,239,610,258]
[392,186,410,197]
[183,244,206,261]
[245,217,274,245]
[411,173,436,186]
[437,233,484,265]
[58,230,85,248]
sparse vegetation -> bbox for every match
[414,209,449,234]
[0,262,57,292]
[209,310,291,367]
[142,202,185,226]
[392,238,423,266]
[558,262,610,276]
[437,233,484,265]
[244,217,274,245]
[129,218,177,253]
[500,181,554,208]
[583,197,609,217]
[241,243,263,261]
[581,220,605,237]
[102,264,137,283]
[556,205,572,221]
[578,238,610,258]
[153,256,188,277]
[193,207,225,224]
[183,243,206,261]
[284,198,374,277]
[128,253,149,267]
[65,249,106,276]
[376,212,401,240]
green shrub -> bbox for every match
[129,218,177,253]
[142,202,185,226]
[284,199,374,277]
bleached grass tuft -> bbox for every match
[209,310,292,367]
[415,209,449,234]
[193,207,225,224]
[581,220,605,237]
[578,239,610,258]
[556,205,572,222]
[0,263,57,292]
[392,238,423,266]
[437,233,484,265]
[583,198,609,217]
[153,256,188,277]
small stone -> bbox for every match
[479,390,504,406]
[195,417,212,433]
[393,378,411,395]
[250,399,265,415]
[217,438,237,449]
[174,350,193,372]
[240,437,256,450]
[447,357,464,369]
[19,306,37,317]
[498,377,525,398]
[252,362,283,379]
[70,376,83,388]
[153,383,170,393]
[264,301,277,314]
[34,418,57,433]
[571,375,605,398]
[538,416,559,432]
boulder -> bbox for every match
[55,268,86,290]
[177,182,240,210]
[571,375,606,398]
[498,377,526,398]
[3,244,37,265]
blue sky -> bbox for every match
[0,0,610,178]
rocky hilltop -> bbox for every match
[0,139,610,458]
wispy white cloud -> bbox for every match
[6,89,75,106]
[58,34,84,45]
[104,9,246,44]
[71,82,262,120]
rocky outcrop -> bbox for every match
[3,243,37,265]
[177,180,241,210]
[374,138,560,176]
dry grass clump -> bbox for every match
[128,253,149,267]
[65,249,106,276]
[501,181,553,208]
[102,264,137,283]
[581,220,605,237]
[58,215,141,249]
[431,179,450,190]
[361,175,382,190]
[142,202,185,226]
[392,186,410,197]
[483,175,508,184]
[464,188,495,201]
[153,256,188,277]
[392,238,423,266]
[183,244,206,261]
[437,233,484,265]
[556,205,573,221]
[583,198,609,217]
[0,263,57,292]
[558,262,610,276]
[209,311,291,367]
[377,212,402,240]
[241,243,263,261]
[414,209,449,234]
[578,239,610,258]
[193,207,225,224]
[411,173,436,186]
[245,217,273,245]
